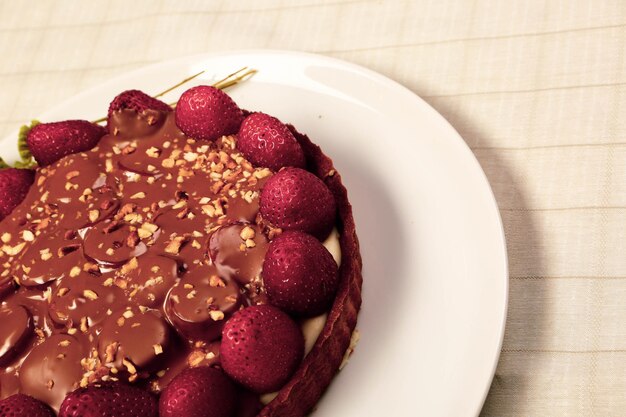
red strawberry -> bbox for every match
[237,113,305,171]
[27,120,107,166]
[175,86,243,141]
[0,168,35,221]
[107,90,171,126]
[159,367,237,417]
[259,167,336,240]
[58,381,158,417]
[0,394,55,417]
[263,231,339,316]
[221,305,304,393]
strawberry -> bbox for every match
[175,86,243,141]
[0,168,35,221]
[107,90,171,126]
[259,167,336,240]
[0,394,55,417]
[27,120,107,166]
[221,305,304,393]
[58,382,158,417]
[263,231,339,316]
[159,367,237,417]
[237,112,305,171]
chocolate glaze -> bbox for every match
[208,223,269,285]
[165,265,242,343]
[0,305,32,366]
[0,110,274,411]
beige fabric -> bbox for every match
[0,1,624,415]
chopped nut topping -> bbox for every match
[59,340,71,347]
[146,147,161,158]
[188,351,205,367]
[40,248,53,261]
[254,168,272,179]
[209,310,224,321]
[122,310,134,319]
[164,235,187,255]
[153,344,164,355]
[209,275,225,288]
[183,152,198,162]
[22,230,35,242]
[88,210,100,223]
[83,289,99,300]
[123,359,137,375]
[240,226,256,240]
[69,266,82,277]
[105,342,119,363]
[2,242,26,256]
[130,192,146,200]
[120,257,139,274]
[0,233,11,243]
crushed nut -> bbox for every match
[83,290,99,300]
[240,226,256,240]
[209,275,225,287]
[22,230,35,242]
[209,310,224,321]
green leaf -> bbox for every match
[0,119,40,170]
[14,159,36,169]
[17,120,39,163]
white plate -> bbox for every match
[0,50,508,417]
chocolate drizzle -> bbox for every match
[0,110,274,411]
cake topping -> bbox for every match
[19,334,88,410]
[237,112,306,171]
[0,168,35,221]
[98,307,171,373]
[174,86,244,141]
[0,305,33,366]
[26,120,107,167]
[220,305,304,393]
[0,394,55,417]
[208,222,269,286]
[259,167,336,240]
[58,381,158,417]
[106,90,172,134]
[263,231,340,317]
[117,254,178,308]
[165,265,242,343]
[159,367,237,417]
[83,220,148,266]
[16,229,85,287]
[48,274,123,327]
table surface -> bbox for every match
[1,1,624,416]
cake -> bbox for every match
[0,77,362,417]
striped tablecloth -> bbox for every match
[1,1,624,415]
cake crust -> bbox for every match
[258,127,363,417]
